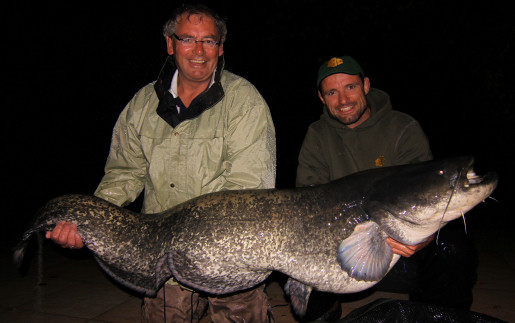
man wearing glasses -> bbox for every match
[46,4,276,322]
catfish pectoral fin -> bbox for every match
[284,278,313,317]
[337,221,393,281]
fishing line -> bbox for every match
[163,285,166,323]
[436,169,462,244]
[190,291,194,323]
[36,232,44,311]
[461,209,467,234]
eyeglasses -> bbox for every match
[172,34,221,48]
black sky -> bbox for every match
[4,1,514,246]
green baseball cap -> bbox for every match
[317,56,365,87]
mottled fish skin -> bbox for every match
[167,186,381,295]
[13,157,498,316]
[13,195,177,296]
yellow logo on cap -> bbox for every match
[328,57,343,67]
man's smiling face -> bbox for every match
[319,73,371,128]
[166,13,224,86]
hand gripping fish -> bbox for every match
[13,157,497,316]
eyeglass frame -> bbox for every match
[172,33,221,48]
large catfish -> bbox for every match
[13,157,497,316]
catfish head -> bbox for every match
[362,156,498,245]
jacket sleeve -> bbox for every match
[393,120,433,165]
[296,126,330,187]
[93,93,148,207]
[220,85,276,190]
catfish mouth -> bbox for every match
[443,162,498,220]
[463,165,498,190]
[466,170,482,186]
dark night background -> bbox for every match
[3,1,514,249]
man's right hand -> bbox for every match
[45,221,84,249]
[386,235,434,258]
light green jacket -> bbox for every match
[95,66,276,213]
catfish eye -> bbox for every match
[438,170,444,175]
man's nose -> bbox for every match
[193,42,205,55]
[338,94,349,104]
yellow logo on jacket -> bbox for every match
[375,156,385,167]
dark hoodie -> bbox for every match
[296,88,432,186]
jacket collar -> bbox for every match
[155,55,225,128]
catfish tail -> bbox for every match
[12,231,39,270]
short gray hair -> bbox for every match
[163,4,227,43]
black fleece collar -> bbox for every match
[155,55,225,128]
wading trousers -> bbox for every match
[141,283,275,322]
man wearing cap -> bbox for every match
[296,56,477,320]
